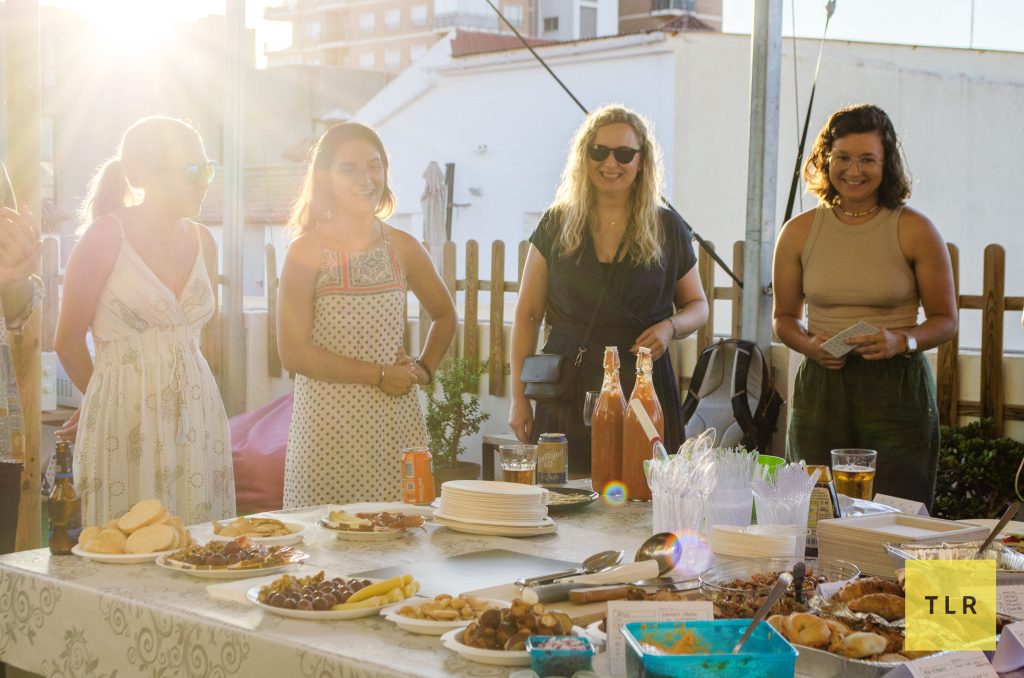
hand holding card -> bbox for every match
[820,321,880,359]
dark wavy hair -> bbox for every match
[803,104,911,209]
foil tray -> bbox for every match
[796,646,947,678]
[884,540,1024,585]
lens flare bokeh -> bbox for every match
[601,481,628,506]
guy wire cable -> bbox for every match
[480,0,743,287]
[783,0,837,223]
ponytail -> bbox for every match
[77,158,139,234]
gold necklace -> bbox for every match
[835,203,880,218]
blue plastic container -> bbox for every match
[622,620,797,678]
[526,635,594,676]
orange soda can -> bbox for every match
[401,447,436,504]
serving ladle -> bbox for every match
[516,549,624,587]
[635,531,683,576]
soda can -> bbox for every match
[536,433,568,485]
[401,447,436,504]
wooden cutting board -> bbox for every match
[351,549,576,598]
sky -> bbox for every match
[42,0,1024,69]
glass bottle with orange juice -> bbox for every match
[591,347,626,493]
[622,347,663,501]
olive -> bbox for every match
[283,597,298,609]
[312,597,330,611]
[336,591,352,604]
[360,579,372,587]
[318,582,334,592]
[332,577,346,586]
[321,593,337,607]
[268,593,286,608]
[223,541,241,555]
[350,581,364,592]
[224,552,242,565]
[187,555,204,565]
[207,554,227,567]
[296,599,313,611]
[301,586,317,597]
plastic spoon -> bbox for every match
[974,500,1021,558]
[732,572,794,654]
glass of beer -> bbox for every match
[499,444,537,485]
[830,449,877,500]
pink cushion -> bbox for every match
[230,393,292,515]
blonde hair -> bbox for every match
[548,105,666,268]
[286,122,396,239]
[77,116,202,234]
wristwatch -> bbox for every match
[904,334,918,354]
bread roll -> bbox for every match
[125,524,175,554]
[79,526,101,546]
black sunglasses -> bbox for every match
[156,161,216,186]
[586,144,640,164]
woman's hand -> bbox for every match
[804,334,846,370]
[848,329,905,360]
[631,320,674,360]
[0,207,42,290]
[508,395,534,443]
[379,361,417,396]
[55,408,81,442]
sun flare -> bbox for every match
[81,0,180,54]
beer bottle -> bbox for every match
[621,347,663,502]
[591,347,626,493]
[48,441,82,555]
[805,464,841,557]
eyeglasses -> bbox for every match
[829,153,881,171]
[157,161,216,186]
[586,144,640,164]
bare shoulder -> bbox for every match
[383,223,428,264]
[898,206,940,237]
[776,208,817,253]
[283,231,323,268]
[75,214,123,257]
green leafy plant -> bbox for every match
[425,357,490,468]
[932,419,1024,520]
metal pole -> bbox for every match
[5,0,42,551]
[222,0,246,415]
[444,162,455,241]
[741,0,783,355]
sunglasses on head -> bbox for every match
[586,144,640,164]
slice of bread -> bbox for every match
[125,524,175,554]
[118,499,164,534]
[86,528,128,554]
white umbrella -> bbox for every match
[421,161,447,270]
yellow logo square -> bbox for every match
[905,560,997,651]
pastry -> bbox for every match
[785,612,831,648]
[837,577,903,602]
[831,631,888,658]
[848,593,905,621]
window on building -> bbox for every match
[542,16,559,32]
[359,51,375,68]
[580,6,596,38]
[503,3,523,26]
[307,19,322,39]
[410,43,428,60]
[385,9,401,29]
[411,4,428,26]
[359,12,375,34]
[384,48,401,68]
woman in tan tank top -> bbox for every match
[772,105,957,508]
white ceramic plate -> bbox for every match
[432,515,556,537]
[207,521,307,546]
[70,543,175,564]
[246,585,390,620]
[432,510,552,528]
[317,519,409,541]
[382,599,509,635]
[155,555,305,579]
[440,627,531,666]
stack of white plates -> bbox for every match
[433,480,556,537]
[710,525,801,560]
[817,514,989,577]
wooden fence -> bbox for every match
[40,238,1023,435]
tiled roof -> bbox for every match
[655,14,714,33]
[450,29,559,57]
[198,164,307,226]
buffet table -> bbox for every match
[0,491,652,678]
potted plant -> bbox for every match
[424,357,490,492]
[932,419,1024,520]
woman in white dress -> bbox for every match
[55,117,235,525]
[278,123,455,506]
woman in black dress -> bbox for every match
[509,105,709,473]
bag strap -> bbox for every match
[680,339,721,424]
[573,238,626,367]
[731,340,782,451]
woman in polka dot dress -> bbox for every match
[278,123,456,506]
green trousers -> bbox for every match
[787,352,939,509]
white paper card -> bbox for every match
[606,600,714,677]
[821,321,880,358]
[992,622,1024,672]
[998,585,1024,619]
[881,651,998,678]
[873,494,930,516]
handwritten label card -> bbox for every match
[992,621,1024,672]
[606,600,713,676]
[881,651,998,678]
[821,321,879,358]
[874,494,930,516]
[998,585,1024,620]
